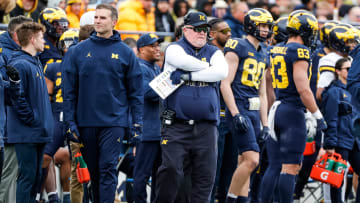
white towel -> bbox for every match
[268,101,281,141]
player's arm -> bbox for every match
[293,60,319,113]
[316,72,335,101]
[220,52,239,116]
[259,69,268,127]
[265,66,275,111]
[45,77,54,101]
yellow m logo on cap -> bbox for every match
[199,15,205,21]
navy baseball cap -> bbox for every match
[137,34,163,48]
[184,12,209,27]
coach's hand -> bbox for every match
[233,113,249,133]
[67,121,80,143]
[170,70,191,85]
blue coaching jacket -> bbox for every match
[139,58,161,141]
[322,80,357,150]
[165,37,220,122]
[6,50,54,143]
[63,31,143,127]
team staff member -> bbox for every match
[0,15,33,203]
[322,57,360,203]
[155,12,228,203]
[220,8,272,203]
[265,11,327,202]
[133,33,162,203]
[7,22,54,203]
[208,18,237,203]
[62,4,143,203]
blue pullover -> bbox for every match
[63,31,143,127]
[6,50,54,143]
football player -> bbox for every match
[220,8,273,203]
[293,20,339,202]
[38,7,69,67]
[316,23,358,101]
[264,11,327,202]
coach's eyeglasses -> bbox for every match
[185,26,209,33]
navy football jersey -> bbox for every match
[44,61,63,114]
[224,38,268,100]
[270,42,311,107]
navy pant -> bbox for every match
[330,144,360,203]
[155,121,217,203]
[79,127,124,203]
[211,121,237,203]
[15,143,45,203]
[133,141,162,203]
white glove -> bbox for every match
[305,111,317,138]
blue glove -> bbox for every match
[233,113,249,133]
[170,70,191,85]
[317,118,327,132]
[260,126,271,143]
[67,121,80,143]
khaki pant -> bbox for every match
[70,142,83,203]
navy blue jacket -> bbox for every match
[165,37,220,122]
[322,80,355,150]
[0,72,5,147]
[348,45,360,115]
[63,31,143,127]
[0,32,21,65]
[7,50,54,143]
[139,58,161,141]
[223,13,246,39]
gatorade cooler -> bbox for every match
[75,152,90,183]
[303,137,316,155]
[310,152,344,188]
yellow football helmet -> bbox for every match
[287,11,318,49]
[244,8,274,42]
[58,29,79,52]
[319,20,339,47]
[329,23,358,54]
[272,16,288,43]
[39,7,68,38]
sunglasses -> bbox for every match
[218,28,231,34]
[186,26,209,33]
[341,67,351,71]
